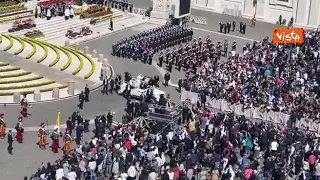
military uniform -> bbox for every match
[63,133,72,154]
[0,114,5,139]
[37,122,48,149]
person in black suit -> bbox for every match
[78,91,85,109]
[102,78,109,95]
[110,18,113,31]
[84,85,90,102]
[109,78,115,93]
[7,130,13,155]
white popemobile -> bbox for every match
[117,74,165,101]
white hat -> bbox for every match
[54,126,59,130]
[132,141,137,146]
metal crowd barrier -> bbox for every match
[181,89,320,133]
[222,5,242,18]
[132,7,147,16]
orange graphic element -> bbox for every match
[272,28,304,44]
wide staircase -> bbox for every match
[0,1,124,41]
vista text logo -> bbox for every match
[272,28,304,44]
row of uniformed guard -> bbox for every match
[111,24,193,65]
[157,36,238,73]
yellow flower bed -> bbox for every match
[0,66,20,72]
[24,38,48,63]
[0,13,33,24]
[58,46,72,71]
[22,38,37,59]
[0,71,31,78]
[0,76,43,84]
[0,62,9,66]
[34,40,60,67]
[0,80,55,90]
[2,34,13,51]
[0,84,68,96]
[0,3,24,12]
[77,50,96,79]
[11,36,25,55]
[63,46,84,75]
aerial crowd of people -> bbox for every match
[0,7,316,179]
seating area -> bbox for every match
[0,2,33,24]
[0,61,67,96]
[0,34,96,80]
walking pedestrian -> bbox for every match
[7,130,13,155]
[84,85,90,102]
[78,91,85,109]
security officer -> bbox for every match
[164,72,170,86]
[240,22,243,33]
[78,91,85,109]
[223,23,227,34]
[112,42,117,56]
[168,58,173,72]
[227,22,231,33]
[158,51,164,67]
[219,22,223,33]
[243,23,247,34]
[110,18,113,31]
[232,21,236,32]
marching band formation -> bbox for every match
[111,24,193,67]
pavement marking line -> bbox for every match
[191,27,257,42]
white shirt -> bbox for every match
[88,161,97,170]
[168,171,174,180]
[148,172,158,180]
[270,141,279,151]
[55,168,64,180]
[67,171,77,180]
[127,165,137,177]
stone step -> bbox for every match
[0,78,55,89]
[0,82,64,93]
[0,69,30,77]
[42,13,126,41]
[0,73,41,83]
[9,17,86,36]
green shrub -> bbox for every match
[3,34,13,51]
[0,35,2,44]
[0,62,9,66]
[34,40,60,67]
[0,84,68,96]
[11,36,25,55]
[26,38,48,63]
[0,80,55,90]
[64,46,83,75]
[77,50,96,79]
[0,76,43,84]
[59,47,72,71]
[22,38,37,59]
[0,66,20,72]
[0,71,31,78]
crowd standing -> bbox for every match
[156,27,320,124]
[35,3,75,20]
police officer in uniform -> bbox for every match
[158,51,164,67]
[227,22,231,33]
[232,21,236,32]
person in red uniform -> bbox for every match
[20,95,30,117]
[50,127,62,153]
[0,113,6,139]
[37,122,48,149]
[15,116,24,143]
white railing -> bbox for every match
[181,89,320,133]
